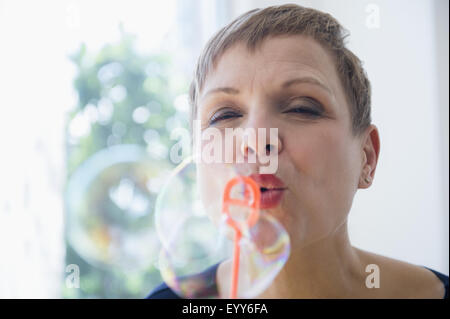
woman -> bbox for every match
[148,4,448,299]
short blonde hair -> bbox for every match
[189,4,371,136]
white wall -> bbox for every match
[227,0,449,274]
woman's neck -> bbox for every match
[256,222,366,298]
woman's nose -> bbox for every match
[240,128,283,160]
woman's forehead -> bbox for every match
[200,35,340,101]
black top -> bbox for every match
[147,263,219,299]
[146,264,449,299]
[424,267,449,299]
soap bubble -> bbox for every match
[66,144,172,271]
[155,156,290,298]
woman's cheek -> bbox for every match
[284,125,351,225]
[284,125,331,181]
[317,126,360,218]
[198,163,222,222]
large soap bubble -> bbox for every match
[66,144,172,271]
[155,156,290,298]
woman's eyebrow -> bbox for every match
[202,87,240,99]
[282,77,331,94]
[201,76,330,101]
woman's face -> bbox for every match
[196,35,366,248]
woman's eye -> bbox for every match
[285,106,321,117]
[209,111,241,125]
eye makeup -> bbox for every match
[207,106,243,126]
[282,96,325,117]
[203,95,327,127]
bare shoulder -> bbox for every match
[354,247,446,299]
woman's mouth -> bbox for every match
[249,174,286,209]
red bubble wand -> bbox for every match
[222,176,261,299]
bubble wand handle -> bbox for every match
[222,176,261,299]
[231,230,242,299]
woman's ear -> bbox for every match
[359,124,380,189]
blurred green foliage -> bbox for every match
[64,29,189,298]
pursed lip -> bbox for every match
[249,174,286,209]
[249,173,286,190]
